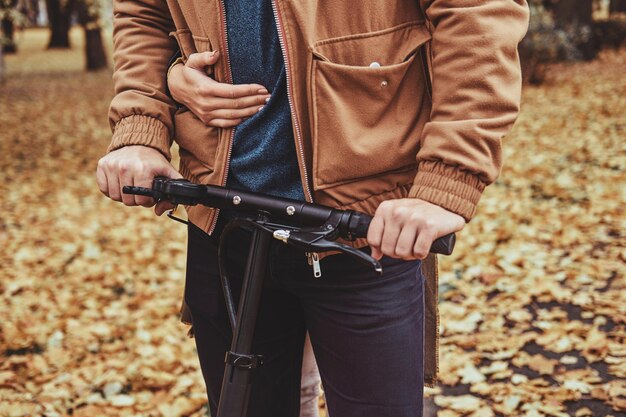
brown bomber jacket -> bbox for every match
[107,0,529,386]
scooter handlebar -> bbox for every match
[123,177,456,256]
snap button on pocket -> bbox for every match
[380,80,388,88]
[369,61,381,68]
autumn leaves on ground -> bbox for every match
[1,28,625,417]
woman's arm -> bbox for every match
[168,51,271,128]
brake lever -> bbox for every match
[272,228,383,274]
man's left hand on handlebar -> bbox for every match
[367,198,465,261]
[96,145,183,216]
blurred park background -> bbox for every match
[1,0,625,416]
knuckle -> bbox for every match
[409,212,428,228]
[409,212,424,224]
[377,201,391,215]
[391,206,407,220]
[101,158,114,171]
[380,241,394,253]
[134,162,147,175]
[118,162,130,174]
[422,218,437,232]
[198,85,213,97]
[200,106,214,117]
[143,163,160,176]
[367,227,381,242]
[395,245,410,258]
[188,53,201,65]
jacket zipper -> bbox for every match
[209,1,315,235]
[271,0,318,274]
[306,252,322,278]
[270,0,314,203]
[209,0,236,235]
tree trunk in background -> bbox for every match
[23,0,42,26]
[76,0,107,71]
[83,26,107,70]
[1,0,19,54]
[46,0,74,48]
[610,0,626,13]
[0,44,5,82]
[550,0,597,60]
[1,16,17,53]
[552,0,594,26]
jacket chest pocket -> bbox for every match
[309,21,432,189]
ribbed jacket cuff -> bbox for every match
[108,115,173,161]
[408,160,486,222]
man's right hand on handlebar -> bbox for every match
[96,145,182,216]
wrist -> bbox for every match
[167,59,185,103]
[409,161,486,222]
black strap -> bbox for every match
[225,351,264,370]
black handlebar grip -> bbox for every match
[122,185,156,198]
[430,233,456,256]
[347,211,372,239]
[348,211,456,256]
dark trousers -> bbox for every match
[184,222,425,417]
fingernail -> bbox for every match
[265,97,270,103]
[257,106,264,112]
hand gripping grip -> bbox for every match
[347,212,456,256]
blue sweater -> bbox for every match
[223,0,305,201]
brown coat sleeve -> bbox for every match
[411,0,529,221]
[107,0,178,160]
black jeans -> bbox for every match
[184,222,425,417]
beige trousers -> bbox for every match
[300,333,321,417]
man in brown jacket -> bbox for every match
[97,0,529,415]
